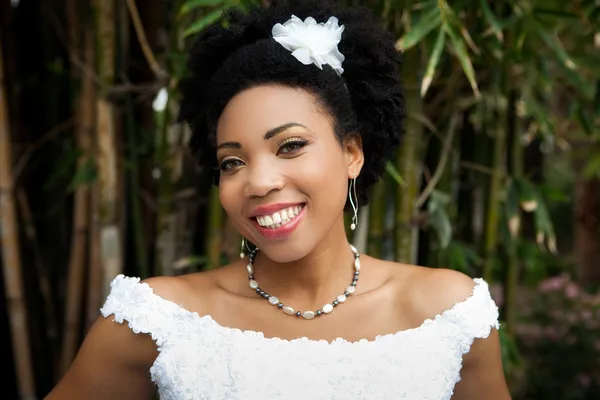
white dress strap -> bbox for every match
[100,274,187,348]
[444,278,500,344]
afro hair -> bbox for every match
[177,0,404,207]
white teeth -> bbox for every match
[256,204,304,229]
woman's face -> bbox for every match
[216,85,363,263]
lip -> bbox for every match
[248,202,305,218]
[252,204,306,240]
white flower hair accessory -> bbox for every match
[272,15,345,75]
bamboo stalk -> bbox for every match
[367,180,386,258]
[95,0,122,298]
[395,46,423,264]
[482,76,507,282]
[61,0,93,373]
[504,93,522,338]
[86,180,103,330]
[83,3,103,329]
[0,35,36,400]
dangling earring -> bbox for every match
[349,177,358,230]
[240,237,246,259]
[240,236,253,259]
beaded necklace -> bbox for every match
[246,244,360,320]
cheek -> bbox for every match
[296,148,348,207]
[218,180,239,217]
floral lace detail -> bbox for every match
[100,274,499,400]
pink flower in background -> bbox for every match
[578,374,591,388]
[565,282,581,300]
[538,274,569,292]
[581,310,593,322]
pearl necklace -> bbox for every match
[246,244,361,320]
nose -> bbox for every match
[243,159,285,198]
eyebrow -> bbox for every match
[216,122,308,151]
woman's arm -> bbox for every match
[44,312,158,399]
[452,328,511,399]
[412,268,512,400]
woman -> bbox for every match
[47,1,511,399]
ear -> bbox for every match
[343,133,364,179]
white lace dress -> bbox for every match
[100,274,500,400]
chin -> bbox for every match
[252,239,311,264]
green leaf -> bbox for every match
[479,0,504,41]
[444,23,479,97]
[532,22,577,71]
[179,0,225,16]
[573,54,600,74]
[430,189,451,207]
[515,178,538,212]
[440,241,480,274]
[385,161,405,186]
[583,153,600,179]
[575,104,594,135]
[421,28,446,97]
[396,7,441,51]
[539,185,570,203]
[183,7,225,37]
[68,157,97,191]
[429,208,452,248]
[533,189,557,254]
[428,190,452,248]
[533,8,579,19]
[521,92,554,138]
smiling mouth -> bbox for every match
[253,204,305,229]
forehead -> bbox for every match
[216,85,332,141]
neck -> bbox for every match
[250,221,355,309]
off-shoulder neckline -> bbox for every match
[108,274,491,346]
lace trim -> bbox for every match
[100,274,500,397]
[100,274,498,345]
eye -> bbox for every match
[278,138,308,155]
[220,158,244,171]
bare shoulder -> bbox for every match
[394,264,479,321]
[140,263,242,312]
[139,274,201,307]
[415,267,478,308]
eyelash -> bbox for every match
[219,137,309,171]
[277,137,309,154]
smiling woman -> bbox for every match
[45,1,511,400]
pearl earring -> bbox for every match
[240,237,254,259]
[240,237,246,259]
[349,178,358,230]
